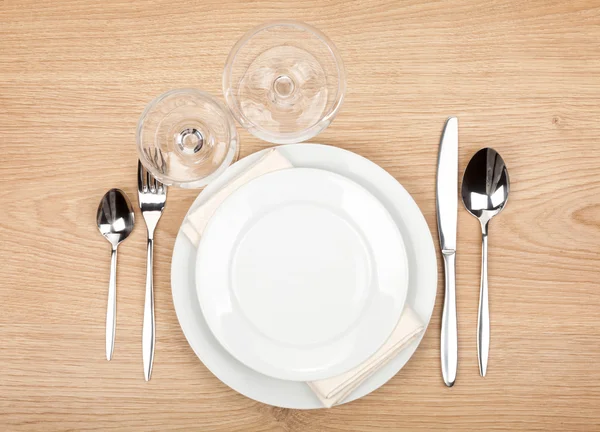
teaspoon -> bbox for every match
[96,189,135,360]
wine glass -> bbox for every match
[136,89,239,189]
[223,21,346,144]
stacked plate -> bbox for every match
[171,144,437,408]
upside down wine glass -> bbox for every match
[223,21,346,144]
[136,89,239,189]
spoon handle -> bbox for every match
[143,236,155,381]
[106,247,117,361]
[478,230,490,377]
[441,251,457,387]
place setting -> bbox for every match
[96,20,510,408]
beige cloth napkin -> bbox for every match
[307,307,423,407]
[181,148,424,408]
[181,148,293,247]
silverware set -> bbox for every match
[96,165,167,380]
[96,116,510,389]
[437,117,510,385]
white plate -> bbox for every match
[171,144,437,408]
[195,168,409,381]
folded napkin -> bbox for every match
[308,307,423,407]
[181,148,424,408]
[181,148,293,247]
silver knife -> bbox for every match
[437,116,458,387]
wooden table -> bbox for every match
[2,1,600,430]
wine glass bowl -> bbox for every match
[136,89,239,189]
[223,21,346,144]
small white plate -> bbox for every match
[195,168,409,381]
[171,144,437,408]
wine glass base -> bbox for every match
[177,128,204,155]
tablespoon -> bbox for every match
[461,148,509,377]
[96,189,135,361]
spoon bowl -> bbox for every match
[461,147,509,377]
[461,148,510,225]
[96,188,135,360]
[97,189,135,248]
[461,148,509,224]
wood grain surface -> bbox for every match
[1,0,600,430]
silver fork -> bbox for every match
[137,159,167,381]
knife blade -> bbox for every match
[437,116,458,387]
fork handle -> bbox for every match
[106,246,117,361]
[143,236,155,381]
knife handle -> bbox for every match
[441,251,457,387]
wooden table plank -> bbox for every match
[1,0,600,430]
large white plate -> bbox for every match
[171,144,437,408]
[195,168,409,381]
